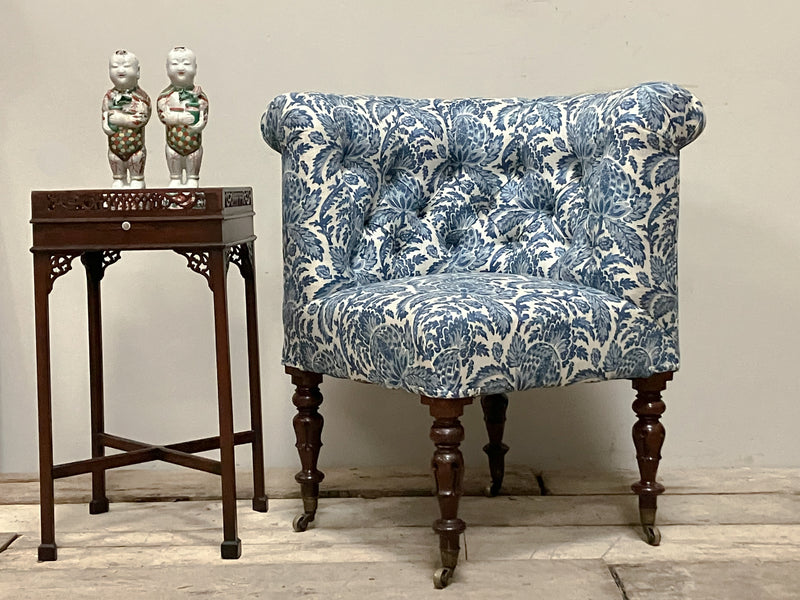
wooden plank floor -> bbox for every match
[1,467,799,599]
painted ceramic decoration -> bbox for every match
[102,50,151,188]
[157,47,208,188]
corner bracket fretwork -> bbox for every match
[81,250,123,282]
[47,254,79,294]
[174,250,212,290]
[227,242,254,279]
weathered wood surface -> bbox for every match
[2,468,799,598]
[5,465,798,504]
[0,465,543,504]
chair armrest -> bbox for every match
[555,83,706,334]
[609,82,705,150]
[261,93,368,305]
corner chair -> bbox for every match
[261,82,705,588]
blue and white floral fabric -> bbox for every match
[262,83,705,398]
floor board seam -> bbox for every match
[0,533,20,554]
[607,565,631,600]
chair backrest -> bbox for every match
[262,82,705,334]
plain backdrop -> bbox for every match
[1,1,798,476]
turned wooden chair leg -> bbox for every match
[631,371,672,546]
[421,396,473,589]
[481,393,509,497]
[287,367,324,532]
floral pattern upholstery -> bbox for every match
[262,83,705,398]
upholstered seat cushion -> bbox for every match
[284,272,677,398]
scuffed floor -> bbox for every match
[2,467,799,599]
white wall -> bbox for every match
[1,0,798,475]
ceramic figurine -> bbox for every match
[102,50,151,188]
[157,47,208,188]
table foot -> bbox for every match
[38,543,58,561]
[252,496,268,513]
[220,538,242,559]
[89,498,109,515]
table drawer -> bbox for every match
[33,217,229,249]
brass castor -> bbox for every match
[433,567,454,589]
[484,482,501,497]
[292,513,314,532]
[643,524,661,546]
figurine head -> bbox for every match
[166,46,197,89]
[108,50,140,91]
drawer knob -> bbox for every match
[121,221,131,231]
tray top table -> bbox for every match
[31,187,267,561]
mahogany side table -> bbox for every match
[30,187,267,561]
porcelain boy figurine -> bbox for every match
[157,47,208,188]
[102,50,151,188]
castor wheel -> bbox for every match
[293,513,314,532]
[433,567,454,589]
[484,482,501,497]
[643,524,661,546]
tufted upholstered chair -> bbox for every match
[262,82,705,588]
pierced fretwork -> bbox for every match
[174,250,212,290]
[102,250,122,271]
[227,242,254,279]
[48,254,78,293]
[82,250,124,283]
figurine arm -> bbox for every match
[157,93,172,125]
[105,93,150,129]
[131,94,152,127]
[107,111,142,129]
[101,94,115,136]
[158,92,193,126]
